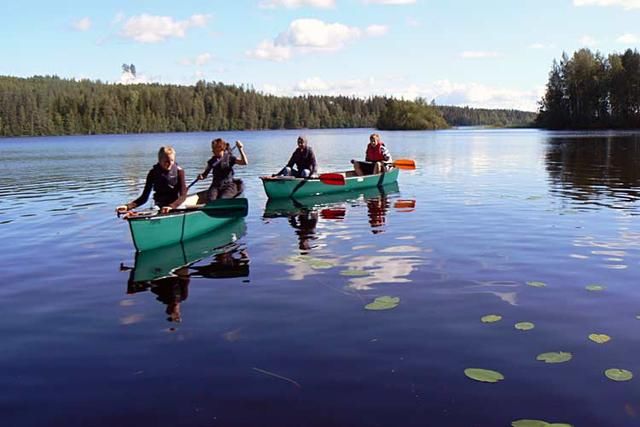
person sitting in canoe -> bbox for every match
[352,133,392,176]
[115,146,187,214]
[276,136,317,178]
[197,138,248,200]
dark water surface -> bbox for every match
[2,129,640,427]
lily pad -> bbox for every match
[515,322,535,331]
[605,368,633,382]
[309,259,334,269]
[365,296,400,311]
[585,284,605,291]
[464,368,504,383]
[588,333,611,344]
[526,281,547,288]
[536,352,573,364]
[340,269,370,277]
[481,314,502,323]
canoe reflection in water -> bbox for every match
[122,218,248,322]
[263,183,402,251]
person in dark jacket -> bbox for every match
[277,136,317,178]
[116,146,187,214]
[197,138,248,201]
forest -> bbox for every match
[0,75,536,137]
[537,48,640,129]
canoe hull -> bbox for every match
[261,167,399,199]
[127,198,248,252]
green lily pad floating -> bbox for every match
[512,420,573,427]
[464,368,504,383]
[515,322,535,331]
[588,333,611,344]
[526,281,547,288]
[309,259,334,269]
[364,296,400,311]
[536,352,573,364]
[340,269,370,277]
[481,314,502,323]
[605,368,633,382]
[585,284,605,291]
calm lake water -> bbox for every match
[1,128,640,427]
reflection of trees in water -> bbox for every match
[545,136,640,206]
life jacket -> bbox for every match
[208,151,235,186]
[152,163,180,207]
[366,142,386,162]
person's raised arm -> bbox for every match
[235,140,248,165]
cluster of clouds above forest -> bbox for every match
[67,0,640,111]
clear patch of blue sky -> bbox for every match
[2,0,638,110]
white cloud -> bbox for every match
[248,18,387,61]
[364,0,416,4]
[120,14,210,43]
[270,76,542,111]
[460,51,500,59]
[365,25,389,37]
[573,0,640,9]
[529,43,545,49]
[579,35,598,46]
[246,40,292,61]
[180,52,214,66]
[72,17,92,32]
[259,0,335,8]
[406,17,421,27]
[119,70,153,84]
[617,33,640,43]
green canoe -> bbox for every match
[263,182,400,218]
[127,218,246,284]
[260,167,399,199]
[125,197,248,252]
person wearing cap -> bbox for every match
[276,136,317,178]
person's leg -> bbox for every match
[373,161,383,175]
[207,186,220,201]
[300,169,311,178]
[277,166,293,176]
[352,160,364,176]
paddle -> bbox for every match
[123,198,248,220]
[388,158,416,170]
[318,173,346,186]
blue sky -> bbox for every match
[3,0,640,111]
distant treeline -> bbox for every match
[538,48,640,129]
[0,75,535,137]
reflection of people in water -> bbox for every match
[149,267,190,323]
[191,248,250,279]
[289,209,319,251]
[367,193,390,234]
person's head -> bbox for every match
[157,146,176,171]
[211,138,228,157]
[369,133,381,146]
[297,136,308,150]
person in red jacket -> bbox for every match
[352,133,392,176]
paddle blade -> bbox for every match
[393,159,416,170]
[319,173,346,186]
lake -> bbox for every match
[1,128,640,427]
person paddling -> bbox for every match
[197,138,248,200]
[276,136,317,178]
[352,133,392,176]
[116,146,187,215]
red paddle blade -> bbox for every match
[320,208,346,219]
[319,173,346,186]
[393,159,416,170]
[394,199,416,209]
